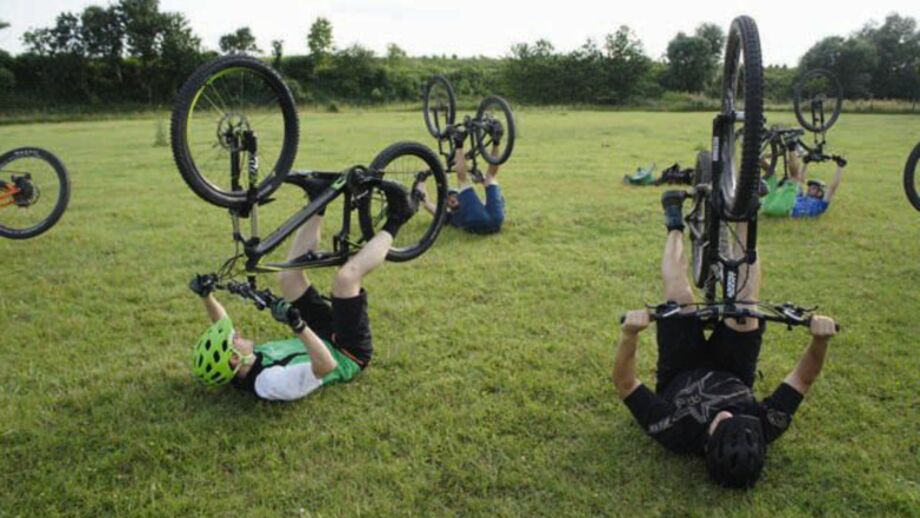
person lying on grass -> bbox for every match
[761,145,846,218]
[189,178,418,401]
[418,127,506,234]
[612,191,837,489]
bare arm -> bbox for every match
[784,316,836,395]
[296,326,338,378]
[416,183,437,216]
[789,151,807,185]
[612,310,650,399]
[201,294,228,323]
[824,165,844,202]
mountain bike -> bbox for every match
[793,68,843,135]
[630,16,836,331]
[758,126,846,182]
[422,75,516,183]
[170,55,448,297]
[904,141,920,211]
[0,147,71,239]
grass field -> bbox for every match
[1,109,918,516]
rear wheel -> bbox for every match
[474,96,516,165]
[0,147,70,239]
[794,69,843,133]
[170,55,299,209]
[359,142,448,262]
[689,151,717,290]
[904,142,920,212]
[422,75,456,139]
[718,15,764,219]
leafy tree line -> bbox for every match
[1,5,918,111]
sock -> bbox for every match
[382,219,401,238]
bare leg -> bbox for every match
[788,151,807,185]
[484,144,501,186]
[454,148,473,190]
[332,231,393,299]
[725,221,761,332]
[662,230,695,308]
[278,215,323,301]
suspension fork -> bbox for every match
[719,217,758,303]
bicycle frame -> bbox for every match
[434,116,493,182]
[223,131,378,277]
[704,112,760,304]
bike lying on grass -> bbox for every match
[422,75,516,183]
[623,16,837,332]
[0,147,71,239]
[170,55,448,306]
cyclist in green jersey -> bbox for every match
[189,180,416,400]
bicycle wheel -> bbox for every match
[689,151,717,290]
[0,147,70,239]
[718,15,764,219]
[422,75,456,139]
[171,55,299,209]
[794,69,843,133]
[359,142,448,262]
[904,142,920,212]
[474,96,516,166]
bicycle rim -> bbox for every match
[719,16,763,218]
[0,148,69,239]
[423,76,455,139]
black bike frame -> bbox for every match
[434,116,494,181]
[706,112,760,304]
[226,131,373,275]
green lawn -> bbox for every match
[1,109,918,516]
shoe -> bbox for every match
[378,180,417,228]
[284,171,334,201]
[661,190,688,232]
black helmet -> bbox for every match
[705,415,766,489]
[806,179,826,196]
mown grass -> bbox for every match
[0,109,918,516]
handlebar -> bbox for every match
[618,301,839,331]
[217,279,283,310]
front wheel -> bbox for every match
[170,55,299,209]
[422,75,456,140]
[359,142,448,262]
[718,15,764,219]
[904,142,920,212]
[794,68,843,133]
[0,147,71,239]
[474,96,516,166]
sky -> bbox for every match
[1,0,918,66]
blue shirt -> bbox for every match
[791,194,829,218]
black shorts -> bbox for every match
[655,310,764,392]
[292,286,373,368]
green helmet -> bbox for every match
[192,317,241,386]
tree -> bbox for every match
[663,32,713,92]
[800,35,878,99]
[386,43,407,61]
[219,26,260,54]
[695,23,725,57]
[81,5,125,81]
[858,14,920,99]
[0,20,9,31]
[307,17,334,60]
